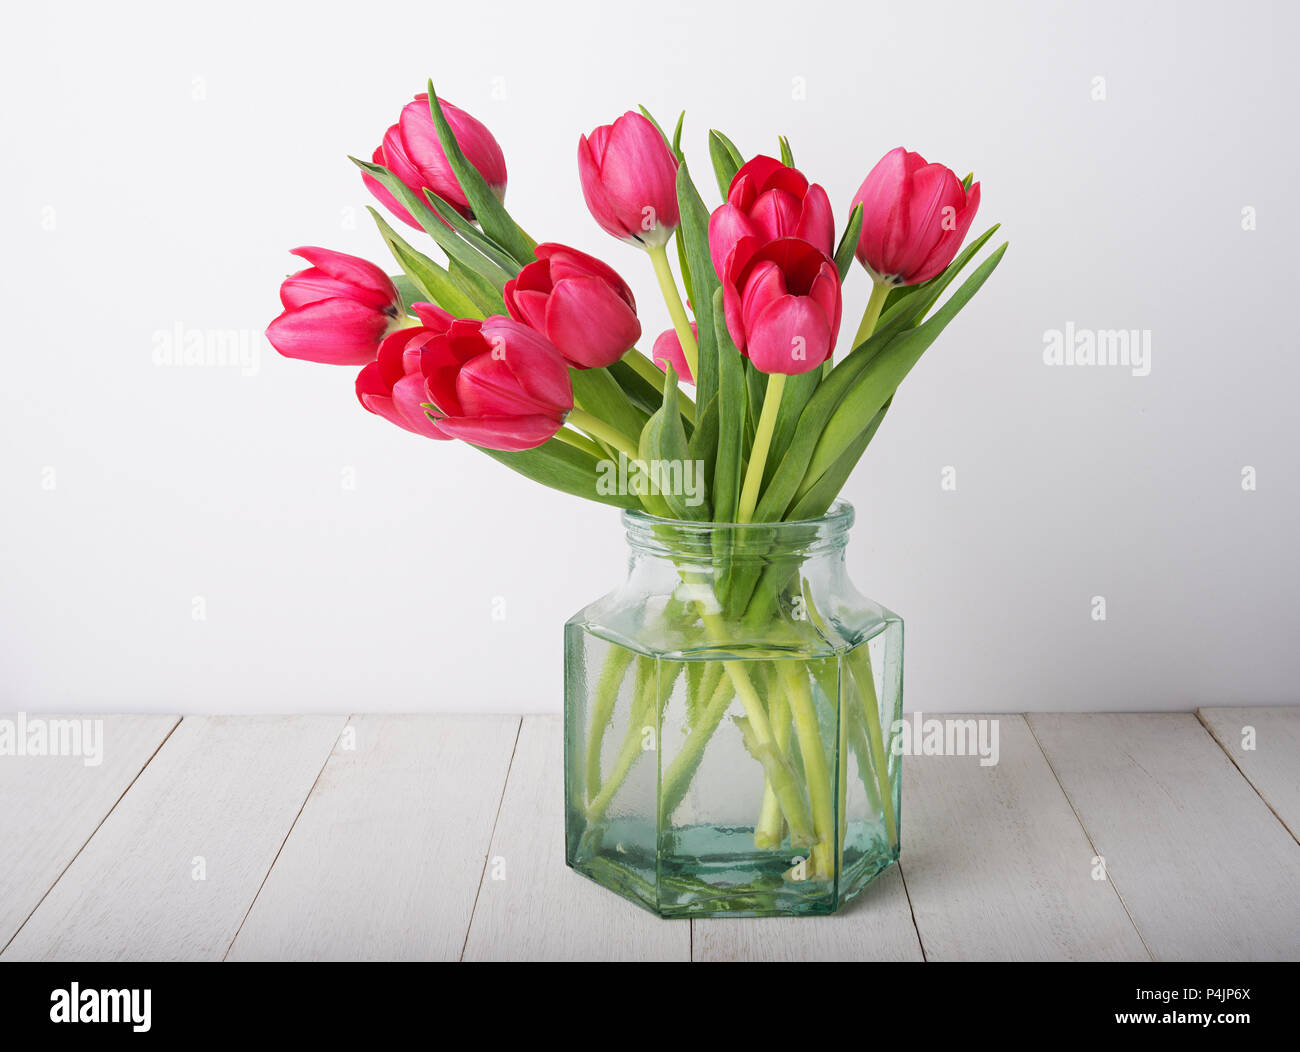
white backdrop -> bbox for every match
[2,0,1297,714]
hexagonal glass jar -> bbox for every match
[564,502,902,918]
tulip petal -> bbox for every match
[708,203,760,281]
[796,184,837,258]
[290,247,395,304]
[391,373,451,439]
[545,277,641,368]
[435,414,561,452]
[745,295,832,375]
[267,298,389,365]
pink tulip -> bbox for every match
[721,237,841,375]
[577,112,680,248]
[851,147,980,286]
[419,317,573,451]
[708,155,834,281]
[355,304,454,440]
[364,94,507,229]
[503,243,641,370]
[267,247,402,365]
[652,324,696,384]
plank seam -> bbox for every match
[221,715,350,961]
[0,714,182,957]
[894,860,927,962]
[1023,714,1155,961]
[458,715,524,962]
[1195,709,1299,847]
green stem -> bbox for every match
[753,665,792,849]
[585,657,656,827]
[553,426,605,460]
[846,645,898,846]
[780,661,836,880]
[584,646,636,803]
[658,664,736,825]
[853,279,890,349]
[648,243,699,381]
[566,407,640,462]
[736,372,786,523]
[623,348,696,424]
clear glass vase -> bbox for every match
[564,501,902,918]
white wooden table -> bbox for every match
[2,710,1297,962]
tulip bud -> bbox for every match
[355,304,454,440]
[420,317,574,451]
[577,112,680,249]
[721,237,841,375]
[364,94,507,229]
[708,155,835,281]
[503,243,641,369]
[267,247,402,366]
[652,324,696,384]
[851,147,980,287]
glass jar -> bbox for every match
[564,501,902,918]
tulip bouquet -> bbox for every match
[268,82,1004,915]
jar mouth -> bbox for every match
[622,501,854,559]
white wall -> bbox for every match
[2,0,1296,714]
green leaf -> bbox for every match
[876,223,1001,334]
[478,440,638,509]
[637,366,708,520]
[423,190,521,276]
[448,259,506,316]
[778,135,794,167]
[711,287,746,524]
[708,130,743,198]
[763,366,820,488]
[571,367,649,448]
[687,394,720,494]
[675,161,721,415]
[753,236,1006,522]
[426,83,537,265]
[671,110,686,161]
[798,243,1008,489]
[352,157,513,290]
[786,397,891,519]
[834,203,863,282]
[607,356,665,417]
[368,208,483,318]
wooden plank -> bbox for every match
[0,714,179,951]
[1198,707,1300,842]
[462,715,691,961]
[902,714,1148,961]
[692,866,922,961]
[228,714,519,961]
[1029,713,1300,961]
[2,715,345,961]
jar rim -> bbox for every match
[621,501,854,558]
[621,499,854,533]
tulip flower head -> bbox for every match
[721,237,842,376]
[851,147,980,287]
[364,94,507,229]
[708,155,835,281]
[267,247,403,366]
[355,304,454,440]
[419,317,574,452]
[577,112,680,249]
[652,323,697,384]
[504,243,641,370]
